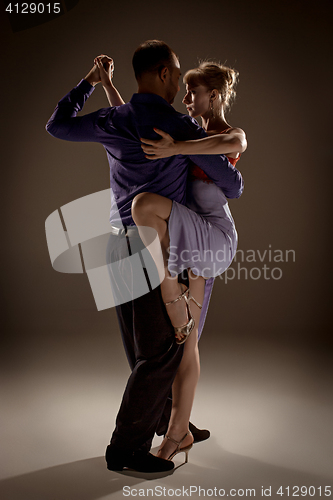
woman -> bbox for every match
[94,55,246,461]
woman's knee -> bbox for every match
[132,192,156,221]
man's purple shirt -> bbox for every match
[46,79,244,225]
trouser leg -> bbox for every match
[107,229,183,453]
[114,301,170,452]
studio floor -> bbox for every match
[1,325,332,500]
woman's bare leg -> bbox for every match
[157,270,205,459]
[132,192,190,339]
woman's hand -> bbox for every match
[84,55,113,87]
[141,129,180,159]
[94,54,114,88]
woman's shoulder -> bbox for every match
[219,126,247,158]
[221,126,246,136]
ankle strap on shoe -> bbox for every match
[166,431,191,449]
[164,288,189,307]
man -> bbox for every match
[46,40,243,473]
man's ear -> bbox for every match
[159,66,168,83]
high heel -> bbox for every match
[164,431,193,463]
[164,285,202,345]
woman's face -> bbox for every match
[182,84,211,118]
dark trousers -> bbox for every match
[107,227,183,454]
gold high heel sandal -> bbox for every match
[164,431,193,463]
[164,285,202,345]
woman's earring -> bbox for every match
[210,100,214,118]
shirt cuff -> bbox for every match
[77,78,95,96]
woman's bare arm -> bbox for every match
[141,127,247,159]
[94,55,125,106]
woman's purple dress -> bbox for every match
[168,161,239,338]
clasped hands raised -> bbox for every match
[85,54,114,87]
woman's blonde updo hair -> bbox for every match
[183,61,239,112]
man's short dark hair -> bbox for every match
[132,40,176,80]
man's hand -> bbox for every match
[84,62,101,87]
[141,129,180,159]
[94,55,114,88]
[84,55,114,87]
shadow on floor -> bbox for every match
[1,443,331,500]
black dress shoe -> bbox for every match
[131,450,174,472]
[105,445,174,472]
[189,422,210,443]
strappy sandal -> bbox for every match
[164,285,202,344]
[164,431,194,463]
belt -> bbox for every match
[109,224,139,236]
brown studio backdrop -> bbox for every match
[1,0,332,376]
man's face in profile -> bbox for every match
[165,54,181,104]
